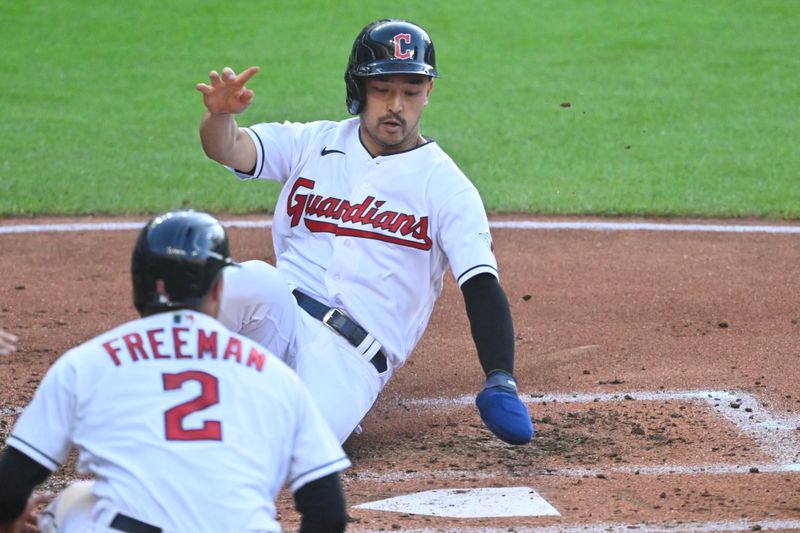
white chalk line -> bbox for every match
[2,219,800,234]
[390,519,800,533]
[352,460,800,485]
[0,220,270,234]
[491,220,800,234]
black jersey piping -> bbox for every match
[288,456,349,487]
[7,435,60,470]
[457,264,498,285]
[246,127,266,177]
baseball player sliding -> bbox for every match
[196,18,533,445]
[0,211,350,533]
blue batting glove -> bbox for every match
[475,370,533,445]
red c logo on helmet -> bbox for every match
[394,33,413,59]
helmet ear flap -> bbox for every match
[344,69,363,115]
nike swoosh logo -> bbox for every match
[321,147,345,156]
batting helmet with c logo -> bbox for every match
[344,19,440,115]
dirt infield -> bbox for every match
[2,215,799,532]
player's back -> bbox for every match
[54,310,337,532]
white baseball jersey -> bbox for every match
[229,117,498,369]
[8,310,349,533]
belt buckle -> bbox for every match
[322,307,346,334]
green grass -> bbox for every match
[1,0,798,218]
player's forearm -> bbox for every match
[294,473,347,533]
[199,112,256,171]
[461,273,515,376]
[0,448,50,530]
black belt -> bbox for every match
[110,514,161,533]
[292,289,388,373]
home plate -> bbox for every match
[352,487,560,518]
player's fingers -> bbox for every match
[236,90,254,108]
[236,66,260,85]
[30,493,56,507]
[221,66,237,81]
[22,514,38,529]
[16,493,53,533]
[23,519,45,533]
[195,83,212,94]
[208,70,221,87]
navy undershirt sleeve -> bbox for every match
[0,447,50,524]
[461,273,515,376]
[294,472,347,533]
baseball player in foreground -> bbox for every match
[196,18,533,446]
[0,210,350,533]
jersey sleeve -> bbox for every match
[285,385,351,493]
[225,121,312,184]
[6,354,78,471]
[437,186,499,287]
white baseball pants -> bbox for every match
[219,260,392,443]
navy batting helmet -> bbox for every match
[345,18,439,115]
[131,210,236,315]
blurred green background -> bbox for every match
[1,0,797,218]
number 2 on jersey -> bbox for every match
[162,370,222,441]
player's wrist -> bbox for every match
[483,370,518,393]
[204,109,235,119]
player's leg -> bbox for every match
[218,260,300,364]
[292,314,393,442]
[38,480,96,533]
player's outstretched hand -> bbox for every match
[0,328,18,356]
[475,370,533,445]
[196,66,260,115]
